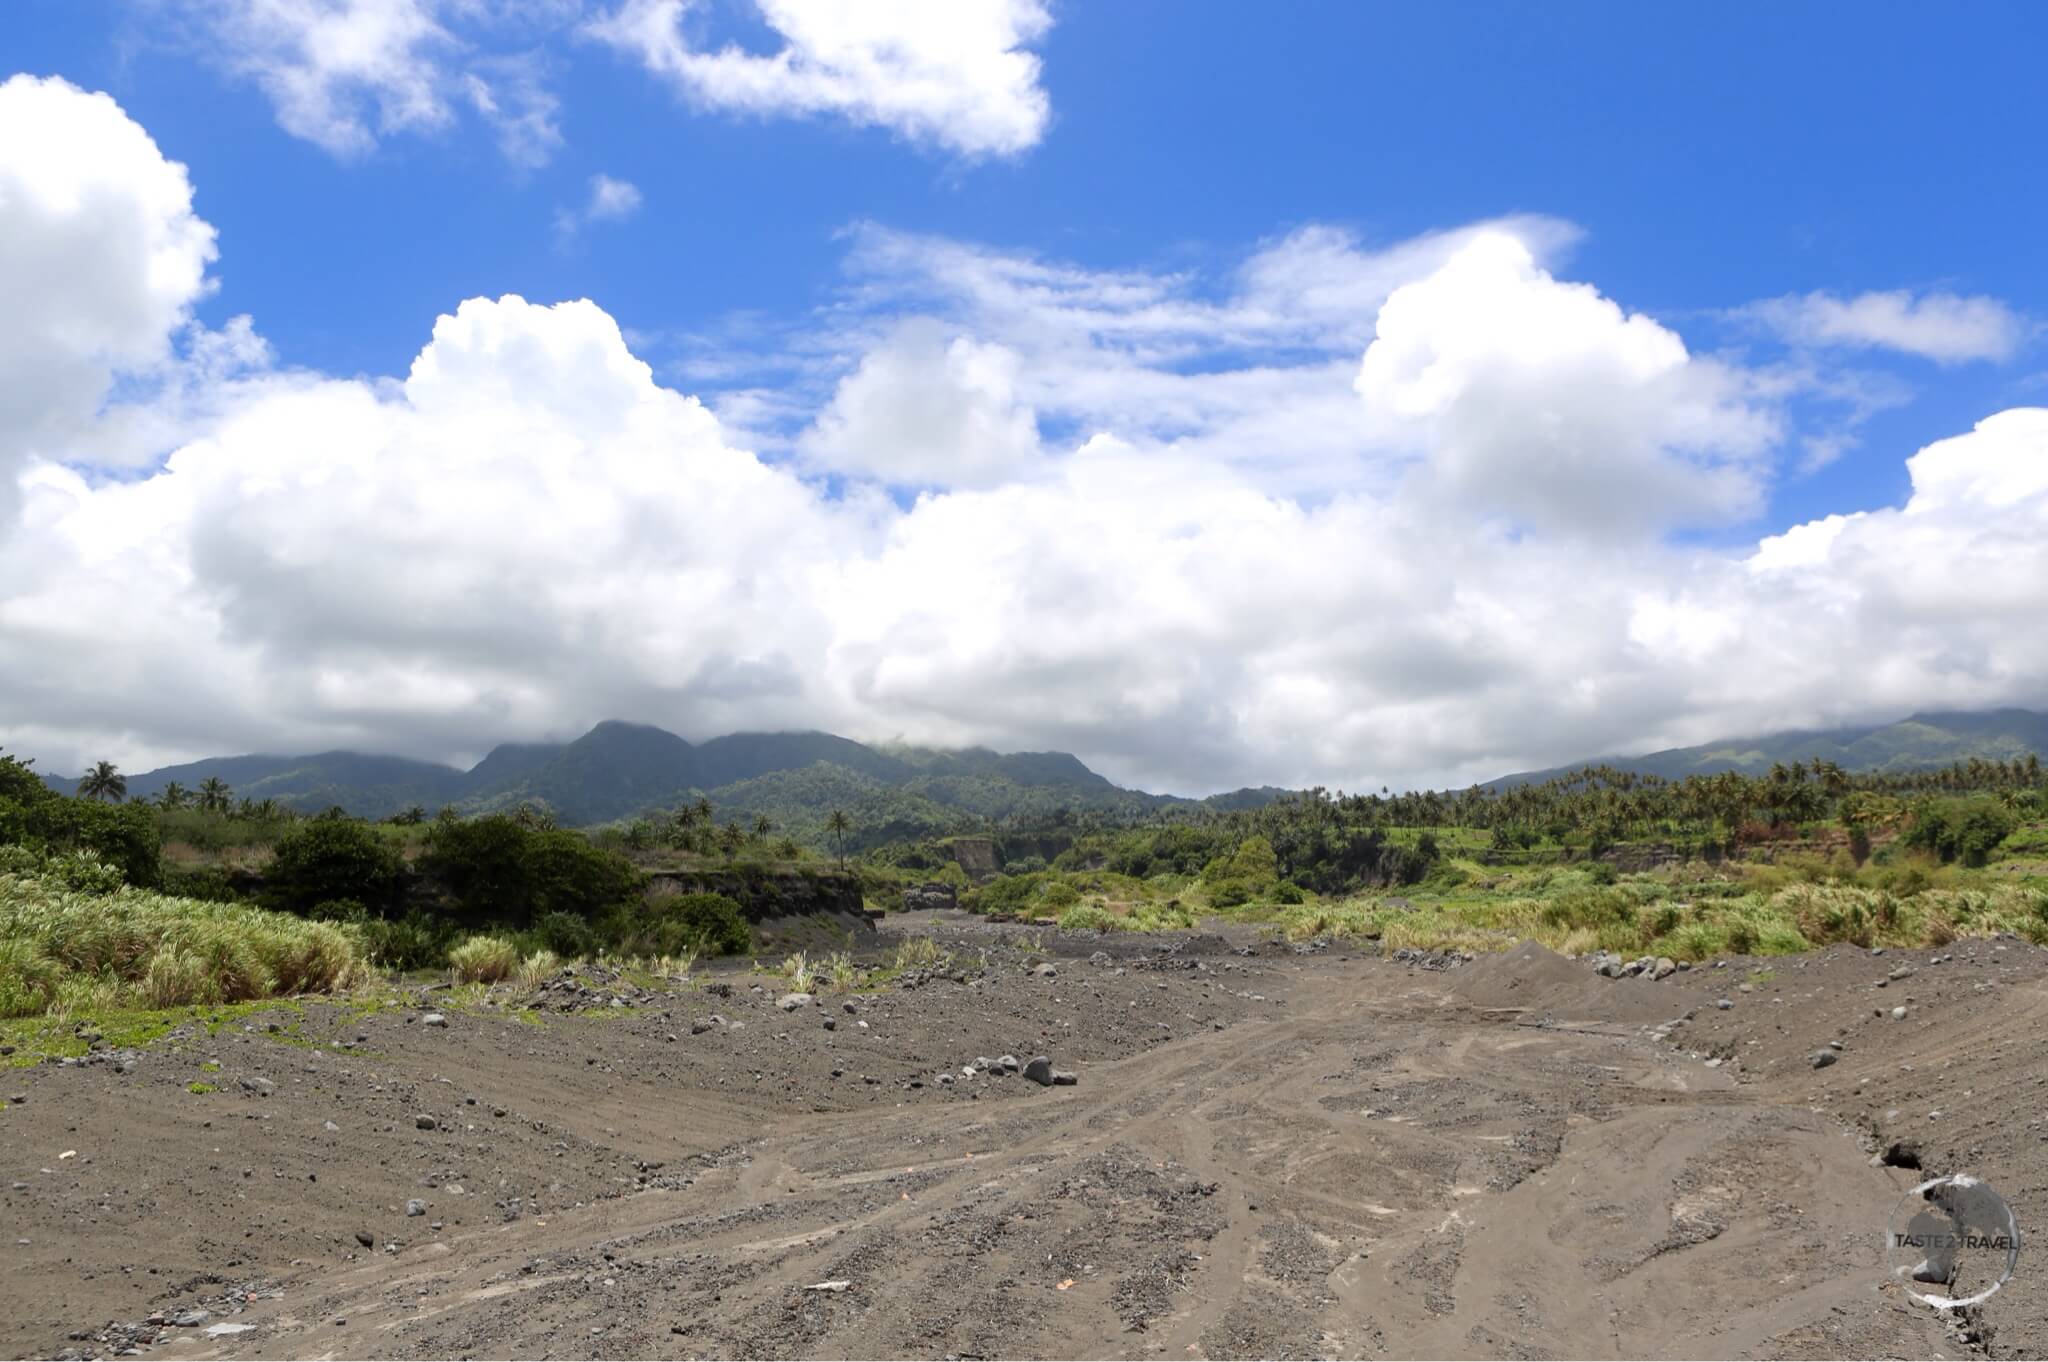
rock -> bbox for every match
[901,883,957,911]
[354,1230,375,1248]
[1828,1039,1844,1050]
[1716,998,1733,1010]
[1051,1070,1078,1085]
[239,1076,275,1094]
[1737,983,1754,993]
[421,1013,447,1028]
[415,1114,438,1131]
[1810,1050,1838,1070]
[842,1001,858,1015]
[1023,1056,1054,1086]
[1888,966,1915,981]
[173,1311,210,1327]
[204,1323,256,1338]
[1033,963,1058,979]
[778,993,813,1012]
[997,1054,1020,1073]
[323,1120,340,1133]
[690,1020,716,1035]
[1652,958,1677,980]
[406,1198,427,1217]
[822,1018,837,1031]
[1891,1006,1908,1021]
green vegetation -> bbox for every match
[617,892,750,959]
[0,857,363,1018]
[447,933,520,983]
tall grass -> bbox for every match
[0,867,366,1019]
[448,934,520,984]
[1269,874,2048,960]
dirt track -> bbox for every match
[6,916,2046,1359]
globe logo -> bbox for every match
[1886,1174,2022,1309]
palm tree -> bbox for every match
[158,781,189,811]
[77,761,126,802]
[717,821,744,861]
[196,776,232,814]
[752,813,773,839]
[825,808,851,868]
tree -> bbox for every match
[158,781,189,810]
[717,821,744,861]
[752,813,773,839]
[77,761,126,803]
[265,815,406,914]
[825,809,852,867]
[196,777,232,814]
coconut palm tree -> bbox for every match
[825,809,851,868]
[196,776,232,814]
[752,813,773,839]
[77,761,126,802]
[158,781,189,810]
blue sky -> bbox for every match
[3,2,2047,791]
[17,1,2043,525]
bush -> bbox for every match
[1271,880,1306,905]
[1904,797,2020,867]
[1208,879,1255,909]
[159,865,245,903]
[530,910,601,959]
[419,814,642,928]
[449,934,520,983]
[266,815,405,914]
[617,892,750,959]
[1057,904,1119,932]
[347,907,457,971]
[966,872,1045,916]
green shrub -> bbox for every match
[1904,797,2021,867]
[449,934,520,983]
[348,907,457,971]
[1057,904,1119,932]
[966,873,1045,916]
[419,814,641,928]
[159,865,245,903]
[618,892,750,958]
[530,910,601,959]
[1271,881,1305,905]
[266,815,405,913]
[1208,879,1255,909]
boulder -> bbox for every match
[778,993,813,1012]
[1023,1056,1054,1086]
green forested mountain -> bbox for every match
[36,720,1261,839]
[1488,709,2048,788]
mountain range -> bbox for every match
[31,708,2048,841]
[36,721,1269,844]
[1487,709,2048,788]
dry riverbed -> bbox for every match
[6,914,2047,1359]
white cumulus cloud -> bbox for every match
[590,0,1053,157]
[0,74,219,532]
[800,320,1041,487]
[10,84,2048,795]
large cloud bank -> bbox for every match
[3,77,2045,793]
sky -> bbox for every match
[3,1,2047,796]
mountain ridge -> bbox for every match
[1485,708,2048,789]
[33,721,1237,833]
